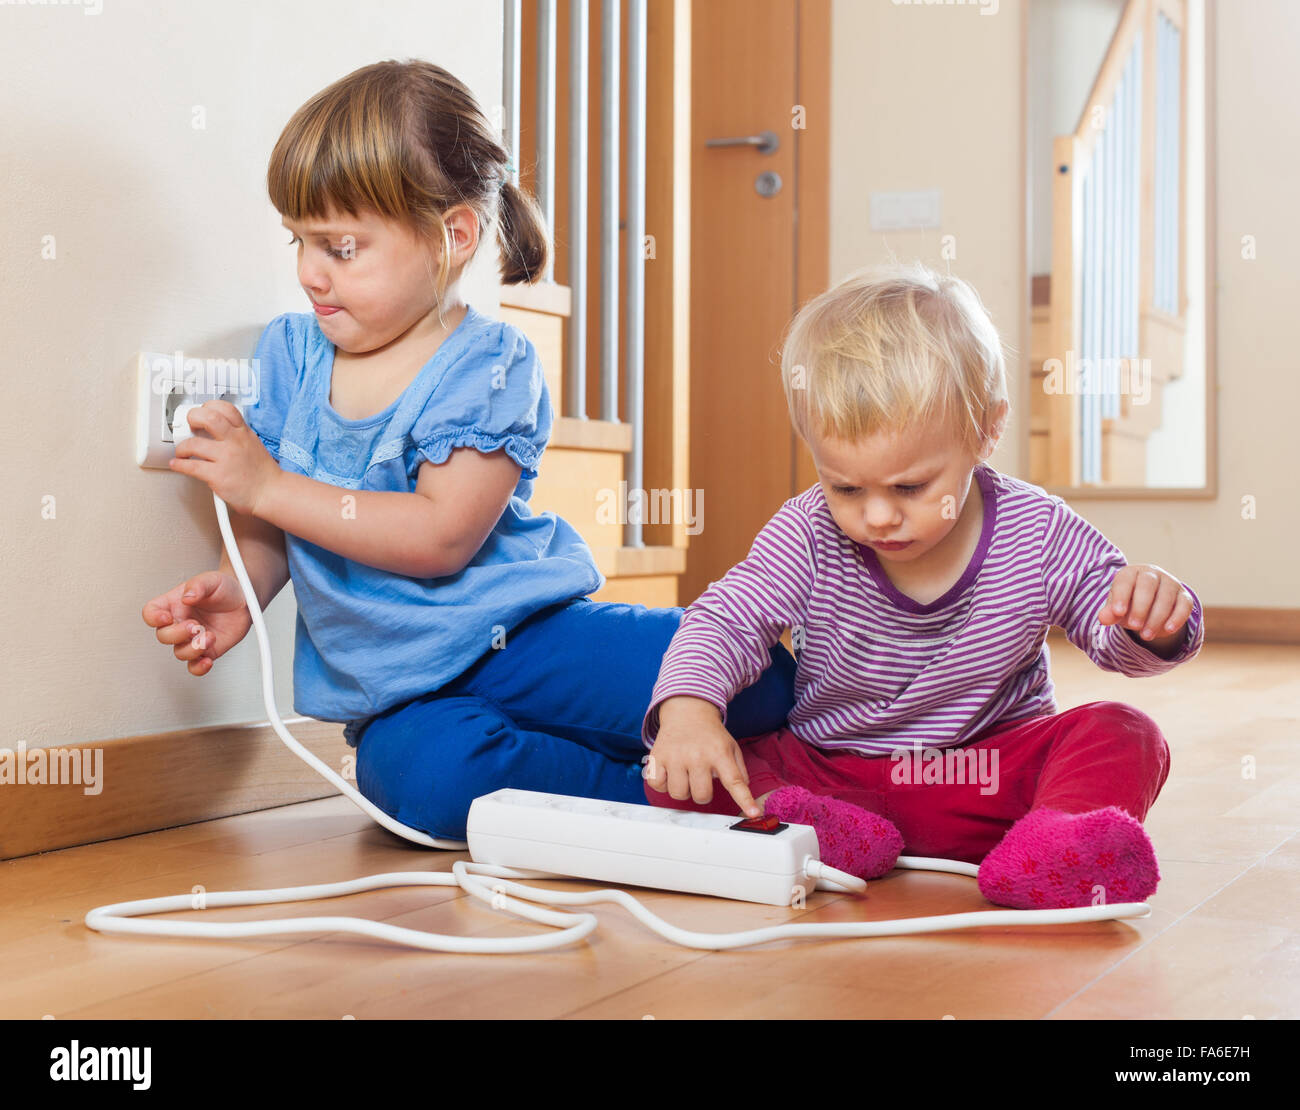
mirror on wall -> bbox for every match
[1025,0,1214,495]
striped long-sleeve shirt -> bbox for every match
[642,463,1204,755]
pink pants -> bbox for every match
[645,700,1171,864]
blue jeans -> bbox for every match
[353,598,797,840]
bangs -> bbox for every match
[267,79,413,225]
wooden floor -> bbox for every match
[4,637,1297,1020]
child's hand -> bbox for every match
[643,697,762,818]
[142,571,252,676]
[1097,563,1194,646]
[169,401,280,517]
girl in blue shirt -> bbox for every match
[142,59,794,840]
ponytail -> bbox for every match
[496,178,550,285]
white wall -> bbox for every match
[1,0,504,749]
[829,0,1025,477]
[830,0,1299,611]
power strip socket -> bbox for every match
[466,788,823,907]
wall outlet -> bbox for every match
[135,351,255,469]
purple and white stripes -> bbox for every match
[642,463,1203,755]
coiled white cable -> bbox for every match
[87,407,1151,953]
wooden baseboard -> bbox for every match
[1198,606,1300,644]
[1045,606,1299,644]
[1,717,350,862]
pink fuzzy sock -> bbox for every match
[977,805,1161,909]
[764,785,903,880]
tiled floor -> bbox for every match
[3,638,1296,1019]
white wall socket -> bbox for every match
[135,350,256,469]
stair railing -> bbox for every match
[503,0,649,547]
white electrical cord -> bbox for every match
[86,404,1152,953]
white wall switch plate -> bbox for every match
[135,350,257,469]
[869,188,942,231]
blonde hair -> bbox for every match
[266,59,550,311]
[779,262,1010,460]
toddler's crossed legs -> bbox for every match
[645,700,1171,908]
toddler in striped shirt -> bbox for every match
[641,262,1203,909]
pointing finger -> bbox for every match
[721,759,761,819]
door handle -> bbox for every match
[705,129,779,155]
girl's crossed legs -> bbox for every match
[354,598,797,841]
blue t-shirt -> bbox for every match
[241,305,604,745]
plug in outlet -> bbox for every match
[135,351,255,468]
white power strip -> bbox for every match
[467,788,824,906]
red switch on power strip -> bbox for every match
[730,814,787,834]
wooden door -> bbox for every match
[683,0,829,603]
